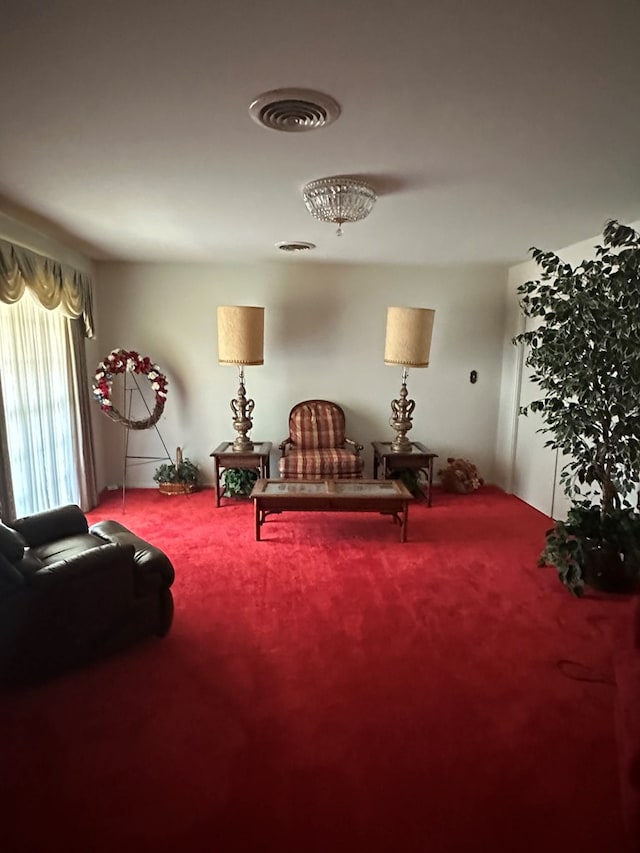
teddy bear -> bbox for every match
[438,457,484,494]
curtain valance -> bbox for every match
[0,239,94,338]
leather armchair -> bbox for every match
[0,504,174,685]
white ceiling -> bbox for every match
[2,0,640,266]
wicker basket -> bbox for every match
[157,447,199,496]
[158,482,198,496]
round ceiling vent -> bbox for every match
[249,89,340,132]
[276,241,316,252]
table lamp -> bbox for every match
[217,305,264,451]
[384,306,435,452]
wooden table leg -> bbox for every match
[255,500,261,541]
[400,502,408,542]
[215,458,221,507]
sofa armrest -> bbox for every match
[279,437,293,455]
[345,437,364,454]
[89,521,174,589]
[0,551,25,591]
[29,542,135,588]
[11,504,89,547]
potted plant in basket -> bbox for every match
[153,448,200,495]
[513,219,640,595]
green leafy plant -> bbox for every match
[539,507,640,595]
[513,219,640,594]
[153,456,200,485]
[389,468,424,496]
[221,467,258,497]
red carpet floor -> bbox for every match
[1,486,634,852]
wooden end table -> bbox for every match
[372,441,438,507]
[210,441,272,507]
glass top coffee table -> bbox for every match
[251,479,413,542]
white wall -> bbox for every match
[0,212,93,273]
[5,207,638,511]
[93,260,507,489]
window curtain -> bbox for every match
[0,374,14,519]
[0,239,97,520]
[66,316,98,510]
[0,239,94,336]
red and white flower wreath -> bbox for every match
[92,348,168,430]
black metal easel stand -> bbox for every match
[120,373,173,512]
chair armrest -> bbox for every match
[11,505,89,547]
[279,438,293,455]
[0,552,25,591]
[345,437,364,454]
[29,542,135,588]
[89,521,174,589]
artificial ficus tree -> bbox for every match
[513,219,640,517]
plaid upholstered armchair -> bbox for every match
[278,400,364,480]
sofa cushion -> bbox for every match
[10,504,89,548]
[279,448,364,478]
[0,522,27,562]
[16,550,46,579]
[30,533,105,566]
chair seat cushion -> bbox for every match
[279,449,364,479]
[30,533,105,567]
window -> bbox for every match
[0,293,80,516]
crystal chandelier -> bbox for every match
[302,176,377,236]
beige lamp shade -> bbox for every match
[384,306,435,367]
[217,305,264,365]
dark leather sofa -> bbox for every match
[0,504,174,685]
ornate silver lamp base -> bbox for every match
[389,367,415,453]
[230,367,255,451]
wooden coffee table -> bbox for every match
[251,479,413,542]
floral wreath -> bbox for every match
[92,348,168,430]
